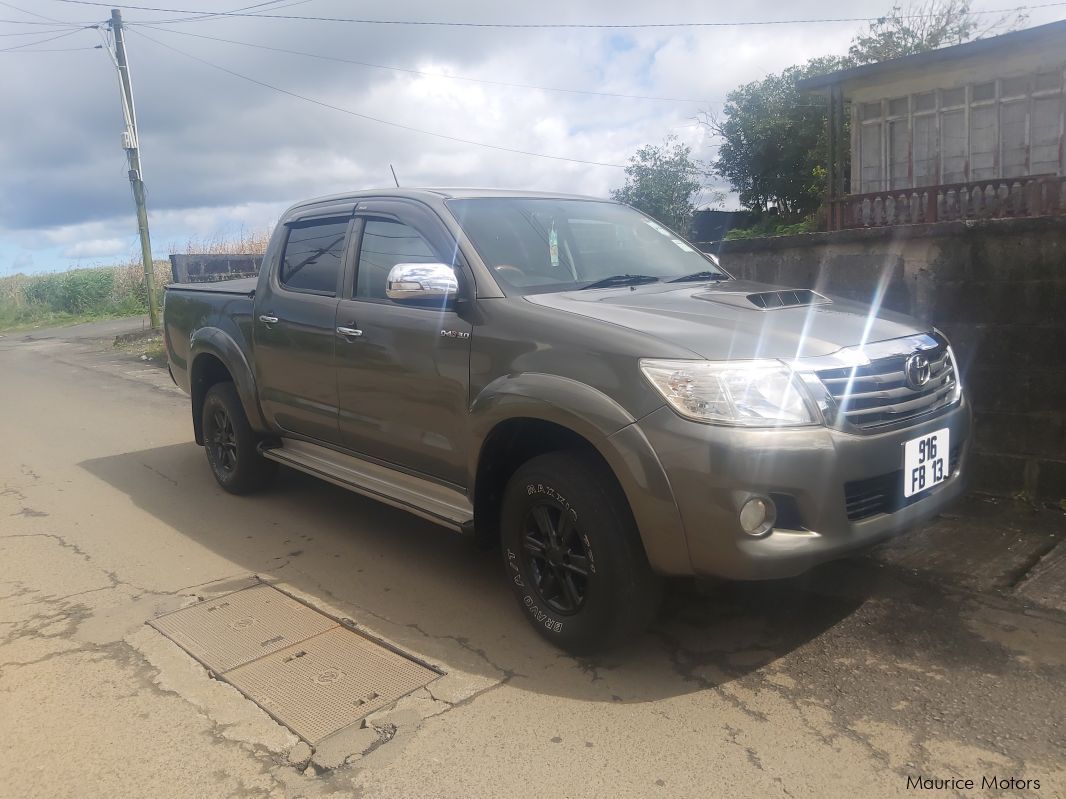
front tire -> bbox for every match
[202,382,276,495]
[501,450,662,654]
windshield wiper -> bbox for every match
[667,270,730,283]
[580,274,660,290]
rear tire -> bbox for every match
[202,382,276,495]
[501,450,662,654]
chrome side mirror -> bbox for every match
[385,262,459,304]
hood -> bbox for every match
[525,280,924,361]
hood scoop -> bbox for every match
[695,288,832,311]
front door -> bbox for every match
[254,213,352,442]
[334,201,472,486]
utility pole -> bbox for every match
[107,9,159,328]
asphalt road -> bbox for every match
[1,319,1063,799]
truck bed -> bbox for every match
[165,277,258,296]
[164,278,258,397]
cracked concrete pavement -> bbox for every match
[1,318,1064,798]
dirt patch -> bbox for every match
[113,329,166,366]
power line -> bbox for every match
[143,0,312,26]
[2,43,99,51]
[0,17,92,24]
[132,23,714,103]
[0,26,85,35]
[128,27,631,169]
[0,0,70,24]
[50,1,1066,28]
[0,27,88,51]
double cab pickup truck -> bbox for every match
[164,189,971,653]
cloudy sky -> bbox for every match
[1,0,1061,273]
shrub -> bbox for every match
[724,218,816,240]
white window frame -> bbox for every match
[851,68,1065,194]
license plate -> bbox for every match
[903,428,950,498]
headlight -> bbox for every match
[639,359,818,427]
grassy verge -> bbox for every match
[0,260,169,333]
[0,306,124,333]
[2,229,271,334]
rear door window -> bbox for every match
[280,218,349,295]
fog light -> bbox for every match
[739,496,776,536]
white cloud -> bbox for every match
[60,238,128,259]
[1,0,1062,272]
[8,252,34,274]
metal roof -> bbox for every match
[797,19,1066,92]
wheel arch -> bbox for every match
[469,374,692,575]
[189,328,266,445]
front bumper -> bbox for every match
[635,397,972,580]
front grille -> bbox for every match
[844,445,961,521]
[816,338,958,431]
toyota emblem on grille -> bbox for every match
[904,353,932,389]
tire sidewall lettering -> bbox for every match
[508,547,563,632]
[523,594,564,633]
[505,548,525,588]
[510,481,601,634]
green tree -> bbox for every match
[849,1,1025,64]
[706,56,844,218]
[610,136,706,234]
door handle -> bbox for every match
[336,326,363,338]
[258,314,279,324]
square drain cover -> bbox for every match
[227,627,439,743]
[149,584,337,672]
[149,583,440,742]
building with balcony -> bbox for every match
[798,20,1066,229]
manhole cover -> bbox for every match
[149,584,336,672]
[228,627,439,743]
[149,583,440,742]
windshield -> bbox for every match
[447,198,730,294]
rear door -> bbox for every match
[334,199,472,486]
[254,210,354,442]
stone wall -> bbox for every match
[710,217,1066,501]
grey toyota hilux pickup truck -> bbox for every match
[164,188,971,653]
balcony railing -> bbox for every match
[829,174,1066,230]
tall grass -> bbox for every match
[0,260,165,330]
[0,228,271,331]
[168,228,272,256]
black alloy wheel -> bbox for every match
[206,406,238,476]
[522,501,592,615]
[201,381,276,494]
[501,449,663,653]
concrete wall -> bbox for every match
[712,217,1066,501]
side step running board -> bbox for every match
[260,439,474,533]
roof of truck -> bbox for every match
[285,187,611,213]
